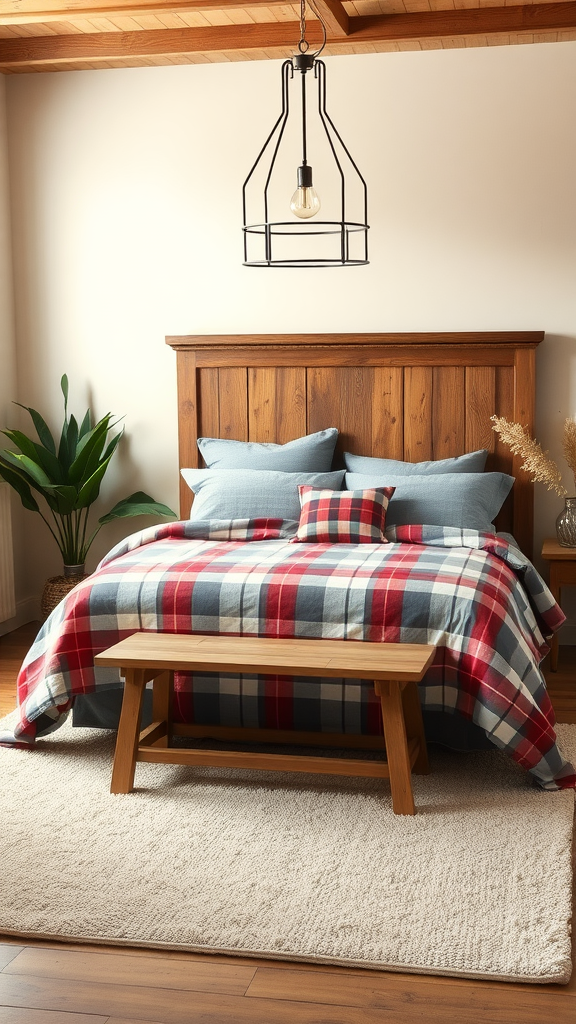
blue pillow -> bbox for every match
[344,449,488,476]
[182,469,345,522]
[198,428,338,473]
[344,472,514,533]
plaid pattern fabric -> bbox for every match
[4,519,575,792]
[293,486,395,544]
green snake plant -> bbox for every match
[0,375,175,568]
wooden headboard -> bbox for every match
[166,332,543,559]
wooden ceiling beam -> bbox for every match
[349,3,576,43]
[2,2,576,68]
[314,1,349,37]
[1,21,318,66]
[0,0,294,27]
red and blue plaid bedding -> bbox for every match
[3,519,574,791]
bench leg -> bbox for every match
[111,668,146,794]
[401,681,429,775]
[377,679,416,815]
[151,670,174,748]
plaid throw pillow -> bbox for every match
[292,486,395,543]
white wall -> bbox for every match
[5,43,576,634]
[0,77,23,633]
[0,78,15,420]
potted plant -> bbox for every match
[0,375,176,616]
[491,415,576,546]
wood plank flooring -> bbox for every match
[0,622,575,1023]
[0,621,38,716]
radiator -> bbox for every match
[0,482,16,623]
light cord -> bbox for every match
[297,0,327,59]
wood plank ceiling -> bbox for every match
[1,0,576,73]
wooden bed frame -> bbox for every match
[166,331,543,558]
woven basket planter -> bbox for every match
[41,567,88,621]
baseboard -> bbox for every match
[0,596,40,636]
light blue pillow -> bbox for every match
[182,469,345,522]
[344,472,514,533]
[344,449,488,476]
[198,428,338,473]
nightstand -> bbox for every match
[541,539,576,671]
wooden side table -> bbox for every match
[541,539,576,671]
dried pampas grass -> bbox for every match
[562,418,576,490]
[491,416,567,497]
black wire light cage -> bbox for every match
[242,5,369,268]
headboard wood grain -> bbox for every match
[166,332,543,559]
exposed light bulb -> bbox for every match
[290,164,320,220]
[290,186,321,219]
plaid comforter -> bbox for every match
[3,519,575,791]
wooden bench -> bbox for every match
[95,633,436,815]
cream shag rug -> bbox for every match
[0,714,574,984]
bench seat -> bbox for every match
[95,633,436,815]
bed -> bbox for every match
[3,331,576,791]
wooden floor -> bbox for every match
[0,622,574,1024]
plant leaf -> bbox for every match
[0,449,53,489]
[73,413,111,460]
[0,462,40,512]
[67,414,79,467]
[78,408,92,439]
[98,492,176,525]
[41,483,79,516]
[57,413,80,472]
[2,429,46,464]
[1,430,64,484]
[102,428,123,464]
[14,403,56,455]
[61,374,69,420]
[75,455,115,509]
[68,415,112,486]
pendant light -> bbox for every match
[242,0,369,268]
